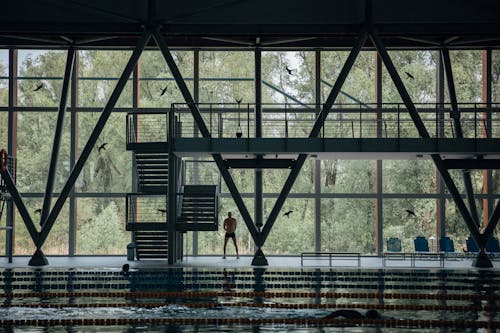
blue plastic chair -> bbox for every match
[486,237,500,253]
[414,236,429,252]
[439,236,455,253]
[466,236,479,253]
[386,237,402,252]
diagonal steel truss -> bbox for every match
[371,31,498,267]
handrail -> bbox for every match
[126,102,500,142]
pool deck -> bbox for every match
[0,254,499,270]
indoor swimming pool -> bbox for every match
[0,267,498,332]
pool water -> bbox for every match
[0,268,498,332]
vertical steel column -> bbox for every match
[254,48,263,230]
[131,56,140,255]
[167,110,177,264]
[371,31,485,264]
[436,51,446,239]
[375,53,383,256]
[40,48,75,227]
[69,50,79,256]
[153,30,260,244]
[37,32,151,253]
[314,50,321,253]
[192,49,199,256]
[441,49,480,226]
[482,49,493,226]
[6,49,18,262]
[5,48,41,260]
[259,32,368,246]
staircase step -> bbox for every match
[135,158,168,165]
[138,175,169,180]
[135,154,169,159]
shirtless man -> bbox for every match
[223,212,239,259]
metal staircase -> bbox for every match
[135,152,169,193]
[126,112,219,261]
[177,185,218,232]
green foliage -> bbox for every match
[2,48,497,257]
[77,200,127,254]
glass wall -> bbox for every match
[1,48,498,258]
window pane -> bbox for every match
[263,159,315,194]
[14,199,69,255]
[265,198,314,254]
[383,160,436,193]
[321,199,376,254]
[0,112,7,149]
[77,113,131,193]
[445,198,483,252]
[197,197,253,255]
[17,50,66,107]
[321,160,375,193]
[383,198,437,252]
[78,50,132,108]
[76,197,127,255]
[16,112,71,192]
[0,49,7,106]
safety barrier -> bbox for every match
[0,291,497,301]
[0,302,490,312]
[0,317,498,329]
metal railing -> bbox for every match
[126,103,500,142]
[0,155,17,193]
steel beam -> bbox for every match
[69,50,79,256]
[40,47,75,227]
[375,52,383,256]
[255,47,263,231]
[225,159,295,169]
[441,48,480,226]
[482,50,493,226]
[441,49,463,137]
[153,29,260,243]
[314,50,321,253]
[38,31,151,249]
[370,31,482,252]
[7,49,18,263]
[259,31,368,246]
[481,199,500,246]
[0,168,38,244]
[443,159,500,170]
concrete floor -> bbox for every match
[0,254,499,270]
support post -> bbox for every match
[192,49,199,257]
[482,49,493,226]
[69,50,79,256]
[375,53,383,256]
[6,49,18,262]
[259,31,368,247]
[314,50,321,253]
[37,32,151,256]
[436,51,446,239]
[168,111,177,264]
[40,48,75,227]
[441,48,480,226]
[370,31,485,266]
[252,46,266,265]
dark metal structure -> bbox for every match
[1,0,500,266]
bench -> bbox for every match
[300,252,360,267]
[0,226,13,263]
[382,252,412,267]
[411,252,444,267]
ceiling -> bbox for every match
[1,0,500,49]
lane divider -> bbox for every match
[0,317,498,328]
[0,291,496,301]
[0,302,489,312]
